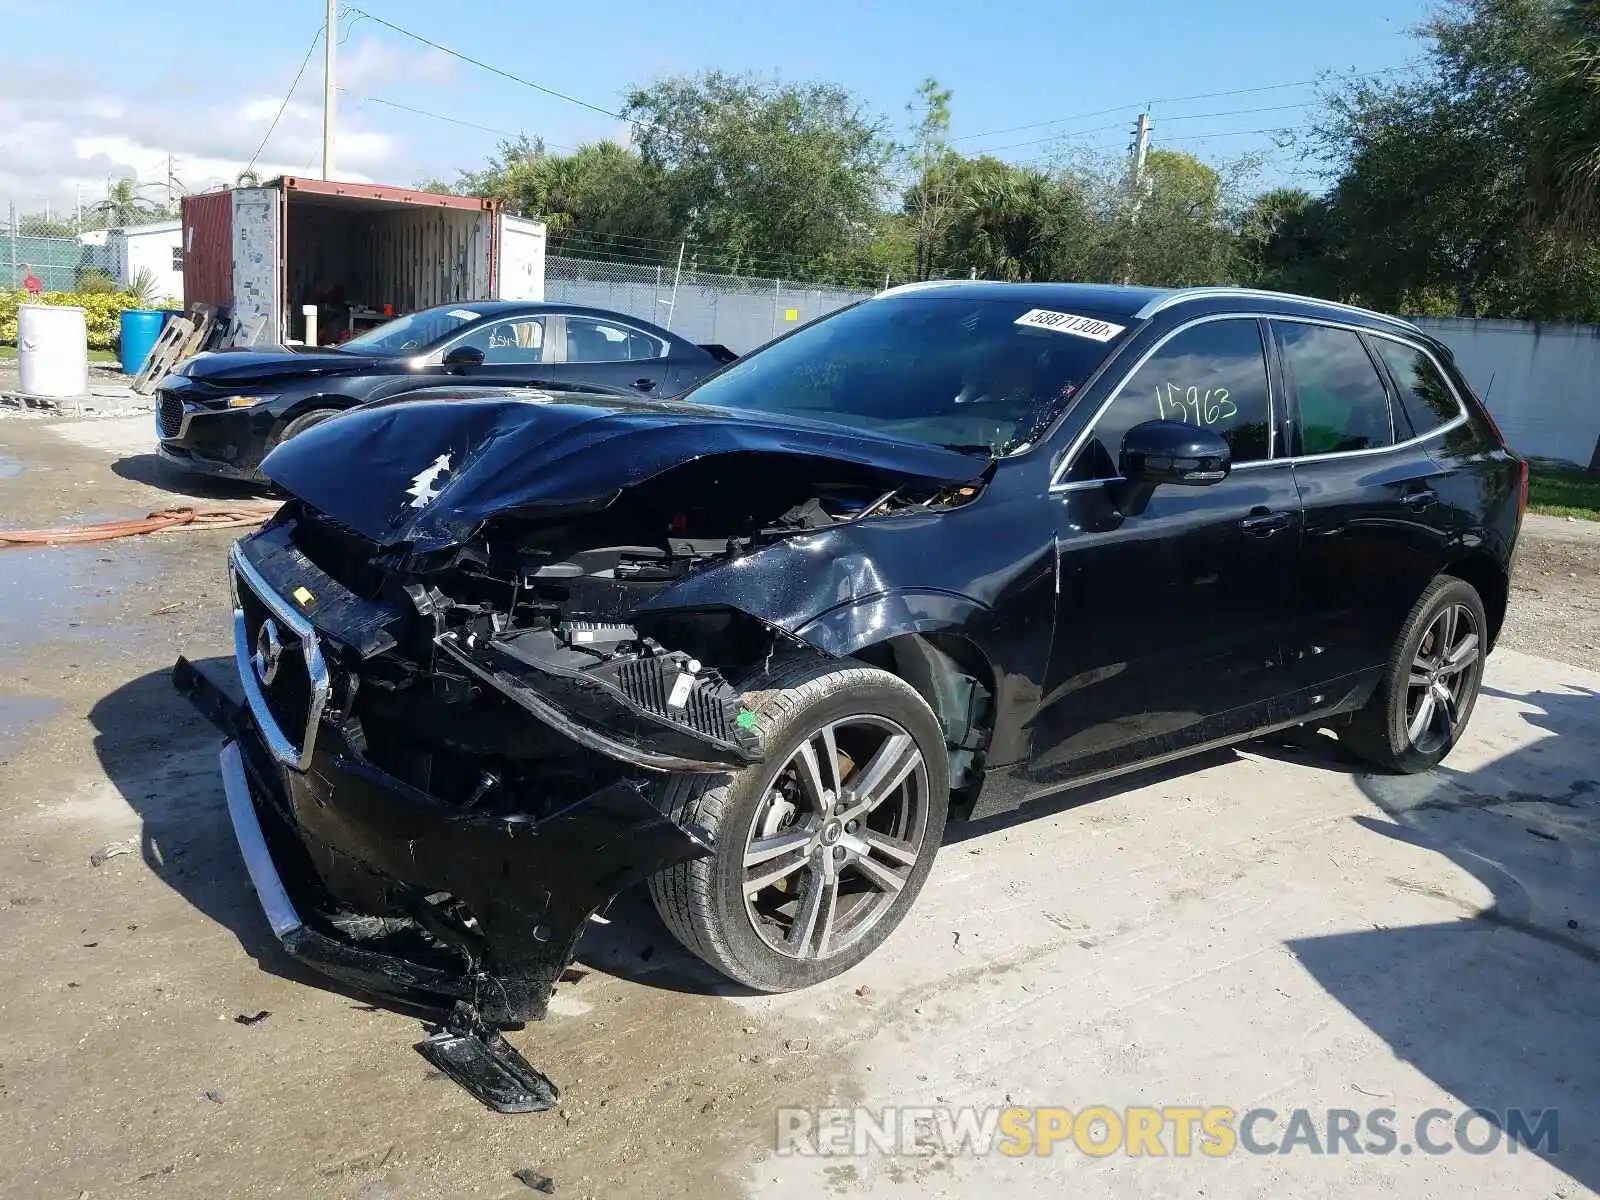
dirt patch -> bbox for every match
[1502,515,1600,672]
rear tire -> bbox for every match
[649,657,948,991]
[1338,576,1488,773]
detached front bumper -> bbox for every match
[175,658,712,1025]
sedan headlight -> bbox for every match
[224,394,278,408]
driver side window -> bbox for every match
[1066,318,1273,482]
[459,316,547,365]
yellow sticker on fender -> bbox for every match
[1013,309,1125,341]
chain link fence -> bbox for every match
[543,254,876,354]
[5,205,120,293]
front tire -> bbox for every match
[649,657,948,991]
[1339,576,1488,773]
[274,406,342,446]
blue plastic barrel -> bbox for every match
[119,308,166,376]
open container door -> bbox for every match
[230,186,284,345]
[494,214,547,301]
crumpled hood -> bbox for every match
[260,391,987,551]
[177,347,391,388]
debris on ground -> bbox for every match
[413,1002,558,1115]
[204,1089,223,1104]
[89,839,138,867]
[0,503,281,549]
[512,1167,556,1192]
[233,1011,271,1026]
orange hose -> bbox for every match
[0,503,283,548]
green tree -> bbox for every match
[902,77,961,280]
[624,71,893,277]
[88,178,164,230]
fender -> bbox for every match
[791,588,992,659]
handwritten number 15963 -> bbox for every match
[1155,383,1237,426]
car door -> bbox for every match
[540,315,674,396]
[448,314,555,386]
[1272,319,1454,697]
[1022,315,1304,790]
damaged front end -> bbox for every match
[174,393,988,1032]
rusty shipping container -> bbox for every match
[180,191,233,311]
[180,177,546,345]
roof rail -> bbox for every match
[1133,287,1419,332]
[873,279,984,300]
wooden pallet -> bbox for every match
[130,303,220,394]
[130,318,194,394]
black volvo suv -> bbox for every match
[176,282,1524,1056]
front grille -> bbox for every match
[233,561,324,767]
[157,391,184,439]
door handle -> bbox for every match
[631,378,657,392]
[1239,510,1292,537]
[1401,488,1437,510]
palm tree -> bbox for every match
[87,178,165,230]
[1531,1,1600,236]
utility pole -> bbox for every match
[1122,112,1151,285]
[664,242,685,331]
[322,0,338,180]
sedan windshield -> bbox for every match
[681,294,1128,455]
[339,306,486,356]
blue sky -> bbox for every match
[3,0,1434,212]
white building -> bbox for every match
[108,220,183,304]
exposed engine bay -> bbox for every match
[174,431,994,1065]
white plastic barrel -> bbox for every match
[17,304,90,398]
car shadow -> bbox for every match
[87,659,748,1018]
[1253,685,1600,1190]
[111,454,267,501]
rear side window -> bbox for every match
[1370,337,1462,436]
[1067,318,1272,481]
[1275,323,1395,455]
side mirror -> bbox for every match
[1119,419,1231,487]
[441,345,485,373]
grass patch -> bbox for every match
[0,342,122,364]
[1528,463,1600,520]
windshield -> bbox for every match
[681,294,1128,455]
[339,306,486,356]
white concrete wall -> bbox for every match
[1415,316,1600,465]
[117,221,182,305]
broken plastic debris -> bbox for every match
[205,1089,223,1104]
[414,1003,559,1115]
[512,1168,556,1193]
[89,838,138,867]
[233,1011,271,1026]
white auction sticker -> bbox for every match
[447,309,481,321]
[1013,309,1126,341]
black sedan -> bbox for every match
[175,281,1523,1067]
[153,301,736,481]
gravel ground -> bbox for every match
[1501,513,1600,672]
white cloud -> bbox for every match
[0,39,450,216]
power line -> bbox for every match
[354,94,582,151]
[1158,101,1313,124]
[953,67,1407,149]
[246,24,323,176]
[345,7,627,123]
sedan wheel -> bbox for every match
[741,715,931,963]
[1340,575,1489,772]
[650,657,948,991]
[1403,601,1483,756]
